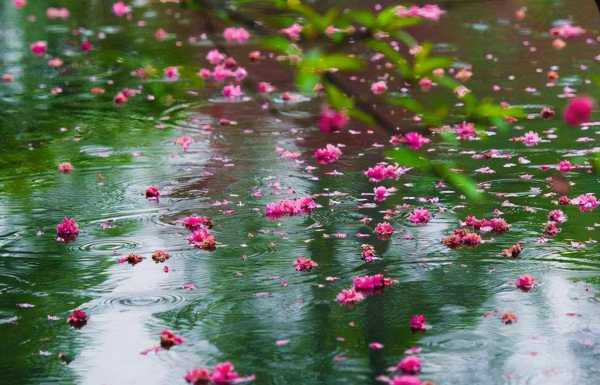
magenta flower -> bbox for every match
[408,208,431,225]
[352,274,394,292]
[56,217,79,242]
[206,49,225,65]
[258,81,274,94]
[223,84,242,99]
[371,81,388,95]
[210,361,240,385]
[558,160,575,172]
[318,106,349,133]
[280,23,303,41]
[515,275,536,291]
[265,197,316,220]
[374,222,394,237]
[13,0,26,9]
[574,193,599,212]
[294,257,318,271]
[397,355,421,375]
[373,186,392,202]
[187,228,216,251]
[58,162,73,173]
[361,244,376,262]
[455,121,476,140]
[164,66,179,81]
[112,1,131,17]
[548,209,567,224]
[564,96,594,126]
[391,375,422,385]
[419,77,433,91]
[520,131,541,147]
[185,368,211,385]
[67,309,88,328]
[182,215,213,231]
[550,24,585,39]
[409,314,427,332]
[364,162,411,182]
[145,186,160,200]
[30,41,47,56]
[402,132,430,150]
[80,40,93,52]
[159,329,184,349]
[397,4,445,21]
[336,288,365,305]
[314,144,342,164]
[223,27,250,43]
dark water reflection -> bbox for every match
[1,0,600,384]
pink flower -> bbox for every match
[159,329,184,349]
[13,0,26,9]
[67,309,88,328]
[187,228,216,251]
[112,1,131,17]
[212,65,232,81]
[80,40,93,52]
[58,162,73,173]
[375,222,394,237]
[391,375,422,385]
[373,186,392,202]
[118,253,144,265]
[30,41,47,56]
[558,160,575,172]
[564,96,594,126]
[223,84,242,100]
[419,77,433,91]
[402,132,430,150]
[258,82,274,94]
[182,215,213,231]
[369,341,384,350]
[56,217,79,242]
[280,23,303,41]
[371,81,388,95]
[46,7,69,19]
[397,356,421,375]
[544,221,560,237]
[206,49,225,65]
[318,106,349,133]
[164,66,179,81]
[455,121,476,140]
[154,28,168,41]
[574,193,599,212]
[145,186,160,200]
[397,4,445,21]
[294,257,318,271]
[223,27,250,43]
[265,198,316,220]
[409,314,427,332]
[550,24,585,39]
[336,288,365,305]
[408,208,431,225]
[364,163,410,182]
[175,135,193,151]
[515,275,536,291]
[520,131,541,147]
[210,361,240,385]
[548,209,567,224]
[314,144,342,164]
[361,244,377,262]
[185,368,211,385]
[352,274,394,291]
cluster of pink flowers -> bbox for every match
[223,27,250,43]
[280,23,303,41]
[548,210,567,224]
[198,50,247,100]
[56,217,80,242]
[67,309,88,328]
[408,208,431,225]
[515,275,536,291]
[223,84,243,100]
[442,228,481,249]
[401,132,431,150]
[573,193,599,212]
[164,66,179,81]
[352,274,395,292]
[557,160,575,172]
[396,355,421,375]
[336,288,365,305]
[409,314,427,332]
[364,162,410,182]
[294,257,318,271]
[314,144,342,164]
[374,222,394,238]
[371,81,388,95]
[361,244,376,262]
[265,197,317,220]
[319,106,349,133]
[145,186,160,200]
[185,361,254,385]
[462,215,509,233]
[396,4,445,21]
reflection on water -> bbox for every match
[1,0,600,385]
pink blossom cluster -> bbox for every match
[352,274,395,292]
[373,186,393,202]
[442,228,482,249]
[396,4,445,21]
[265,197,317,220]
[67,309,88,328]
[112,1,131,17]
[374,222,394,238]
[550,24,585,39]
[573,193,599,212]
[319,105,349,133]
[462,215,510,233]
[455,121,476,140]
[182,215,213,231]
[187,227,216,251]
[294,257,318,271]
[56,217,80,242]
[408,208,431,225]
[223,27,250,43]
[185,361,254,385]
[280,23,303,41]
[515,275,536,291]
[361,244,376,262]
[401,132,431,150]
[336,288,365,305]
[364,162,411,182]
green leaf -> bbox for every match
[325,83,353,110]
[414,56,453,77]
[346,10,375,27]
